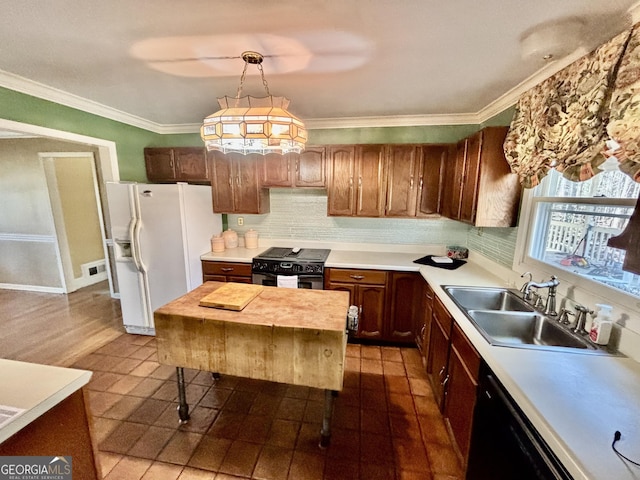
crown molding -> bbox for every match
[0,69,166,133]
[476,46,590,123]
[0,39,604,136]
[303,113,479,130]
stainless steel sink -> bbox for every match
[443,286,533,312]
[442,285,610,354]
[467,310,594,349]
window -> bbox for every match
[517,164,640,299]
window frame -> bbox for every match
[513,175,639,314]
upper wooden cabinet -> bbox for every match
[385,145,421,217]
[441,140,467,219]
[144,147,210,184]
[261,147,326,188]
[385,144,449,217]
[327,145,387,217]
[442,127,521,227]
[209,152,269,214]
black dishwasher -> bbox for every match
[466,363,573,480]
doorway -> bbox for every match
[41,152,108,293]
[0,118,120,296]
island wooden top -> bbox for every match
[154,282,350,390]
[155,281,350,332]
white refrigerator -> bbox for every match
[106,182,222,335]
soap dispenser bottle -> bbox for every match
[589,304,613,345]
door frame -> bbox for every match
[0,118,120,296]
[41,152,109,293]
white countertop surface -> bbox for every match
[202,246,640,479]
[0,359,92,444]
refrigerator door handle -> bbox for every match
[132,216,147,274]
[127,187,143,272]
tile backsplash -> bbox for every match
[226,189,517,266]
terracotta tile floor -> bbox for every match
[75,334,463,480]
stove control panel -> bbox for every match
[252,259,325,275]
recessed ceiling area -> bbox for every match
[0,1,638,130]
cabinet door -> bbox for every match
[357,284,386,339]
[474,126,520,227]
[355,145,386,217]
[327,146,356,216]
[262,153,292,187]
[417,145,448,216]
[210,153,235,213]
[427,316,450,410]
[296,147,326,187]
[460,132,482,224]
[145,148,176,182]
[385,145,419,217]
[445,325,480,463]
[175,147,209,182]
[234,155,270,214]
[441,140,467,220]
[388,272,422,342]
[417,281,434,367]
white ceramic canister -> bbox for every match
[222,229,238,249]
[211,235,225,252]
[244,229,259,249]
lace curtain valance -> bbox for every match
[504,25,640,188]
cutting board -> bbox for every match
[199,283,264,311]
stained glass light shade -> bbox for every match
[201,95,307,155]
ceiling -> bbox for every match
[0,0,638,133]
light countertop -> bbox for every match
[0,359,92,444]
[201,246,640,480]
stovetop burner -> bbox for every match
[252,247,331,275]
[255,247,331,262]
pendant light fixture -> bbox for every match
[200,51,307,155]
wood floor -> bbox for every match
[0,281,125,367]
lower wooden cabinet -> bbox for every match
[445,323,481,463]
[416,280,434,368]
[427,295,453,408]
[325,268,387,340]
[426,292,481,468]
[0,389,99,480]
[388,272,424,342]
[202,261,252,283]
[325,268,418,344]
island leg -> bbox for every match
[319,389,338,448]
[176,367,190,423]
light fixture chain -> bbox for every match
[235,61,249,107]
[257,62,271,97]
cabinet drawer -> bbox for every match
[451,323,481,381]
[202,261,252,277]
[433,295,453,335]
[327,268,387,285]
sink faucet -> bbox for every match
[519,272,533,301]
[522,275,560,317]
[573,305,594,335]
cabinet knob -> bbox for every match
[221,267,234,272]
[350,275,365,280]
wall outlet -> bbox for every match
[237,217,244,226]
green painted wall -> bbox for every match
[0,87,161,182]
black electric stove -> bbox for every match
[251,247,331,275]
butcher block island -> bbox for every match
[154,281,350,445]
